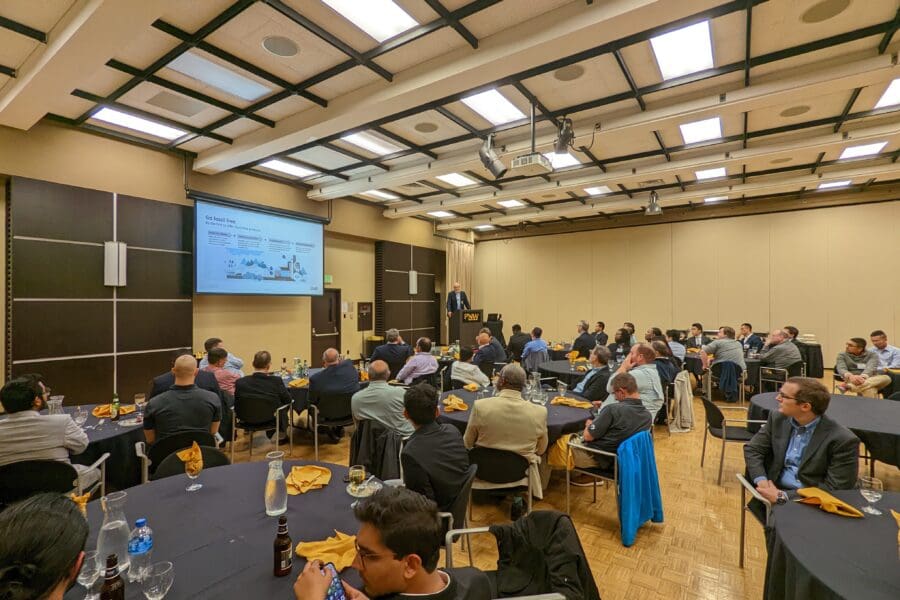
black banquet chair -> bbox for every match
[699,396,765,485]
[151,446,231,481]
[136,431,216,484]
[0,458,109,508]
[309,391,355,461]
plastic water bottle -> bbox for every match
[126,518,153,582]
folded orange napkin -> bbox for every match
[576,365,588,372]
[295,531,357,571]
[551,396,592,409]
[91,404,136,418]
[547,434,575,470]
[463,383,479,392]
[553,344,564,351]
[442,394,469,412]
[286,465,332,495]
[891,509,900,546]
[69,492,90,516]
[176,441,203,477]
[359,371,369,382]
[288,378,309,388]
[566,350,579,361]
[796,487,863,518]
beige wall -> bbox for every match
[0,121,444,371]
[474,201,900,362]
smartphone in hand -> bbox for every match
[323,562,347,600]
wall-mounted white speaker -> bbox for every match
[408,270,418,295]
[104,241,127,287]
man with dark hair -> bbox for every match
[572,320,596,358]
[144,355,221,444]
[199,336,244,375]
[738,323,764,354]
[400,384,469,512]
[292,487,491,600]
[352,360,414,437]
[665,329,686,361]
[783,326,799,341]
[701,326,746,371]
[643,327,663,343]
[744,377,859,506]
[686,323,710,349]
[572,345,611,405]
[149,348,223,400]
[835,337,884,396]
[506,324,531,362]
[450,346,489,388]
[203,346,241,395]
[593,321,608,347]
[0,377,100,489]
[0,493,89,600]
[396,339,438,384]
[370,329,413,380]
[234,350,293,442]
[520,327,548,361]
[607,344,664,418]
[623,322,637,345]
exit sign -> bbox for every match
[324,274,333,284]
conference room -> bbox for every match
[0,1,899,599]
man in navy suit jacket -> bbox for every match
[446,281,471,316]
[738,323,764,353]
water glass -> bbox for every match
[141,561,174,600]
[349,465,366,493]
[73,405,88,428]
[858,476,883,515]
[185,460,202,492]
[48,395,65,415]
[77,550,101,599]
[134,393,147,422]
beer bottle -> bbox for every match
[110,394,120,421]
[99,554,125,600]
[273,515,292,577]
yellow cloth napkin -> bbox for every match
[288,378,309,388]
[547,433,575,470]
[286,465,332,495]
[551,396,593,409]
[576,365,588,372]
[359,371,369,382]
[295,531,357,572]
[91,404,136,418]
[891,509,900,547]
[553,344,564,351]
[176,441,203,477]
[442,394,469,412]
[69,492,90,516]
[796,487,863,518]
[566,350,579,361]
[463,383,479,392]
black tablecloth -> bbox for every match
[437,388,591,445]
[795,341,825,378]
[750,392,900,467]
[537,360,589,387]
[286,369,371,412]
[548,345,572,361]
[766,490,900,600]
[68,461,359,599]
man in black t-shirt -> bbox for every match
[506,323,531,362]
[143,355,221,444]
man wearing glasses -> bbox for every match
[744,377,858,507]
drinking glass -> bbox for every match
[134,393,147,422]
[73,405,88,428]
[141,561,174,600]
[349,465,366,494]
[858,476,883,515]
[48,395,65,415]
[185,459,203,492]
[77,550,101,599]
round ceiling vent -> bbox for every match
[780,105,811,117]
[554,64,585,82]
[414,122,438,133]
[801,0,851,24]
[262,36,299,57]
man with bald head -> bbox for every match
[351,360,414,437]
[760,329,803,370]
[446,281,470,317]
[306,348,360,440]
[143,354,221,444]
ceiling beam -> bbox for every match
[423,0,480,49]
[0,15,47,43]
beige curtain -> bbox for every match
[446,239,475,303]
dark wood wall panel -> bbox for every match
[375,241,445,344]
[11,177,112,242]
[406,328,436,342]
[12,301,113,360]
[117,195,192,251]
[411,302,435,329]
[117,350,177,401]
[11,356,114,406]
[12,239,110,299]
[119,250,192,299]
[117,302,192,352]
[412,247,441,274]
[383,303,411,330]
[380,242,411,269]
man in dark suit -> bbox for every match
[738,323,764,354]
[572,320,596,358]
[369,328,412,380]
[571,345,611,405]
[506,323,531,362]
[593,321,609,347]
[744,377,859,507]
[685,322,711,349]
[400,383,470,512]
[306,348,360,439]
[445,281,470,317]
[234,350,293,442]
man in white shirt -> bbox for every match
[199,336,244,375]
[450,346,490,388]
[869,330,900,373]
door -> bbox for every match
[311,289,341,364]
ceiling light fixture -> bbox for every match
[695,167,727,180]
[362,190,399,201]
[259,159,317,178]
[543,152,580,169]
[428,210,454,218]
[497,199,524,208]
[649,20,714,80]
[167,51,270,101]
[92,107,187,140]
[839,141,887,159]
[554,117,575,154]
[321,0,418,42]
[461,89,526,126]
[817,180,852,189]
[475,224,496,231]
[584,186,612,196]
[704,196,727,203]
[341,131,403,156]
[645,190,663,215]
[875,78,900,108]
[478,133,507,178]
[436,173,477,187]
[679,116,722,144]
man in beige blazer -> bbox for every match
[463,364,548,498]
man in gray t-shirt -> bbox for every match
[702,326,746,371]
[759,329,802,370]
[144,355,221,444]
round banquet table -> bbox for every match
[286,369,371,412]
[548,344,572,361]
[66,460,360,600]
[537,360,589,387]
[749,392,900,467]
[437,388,591,445]
[765,490,900,600]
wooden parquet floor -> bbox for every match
[229,391,900,600]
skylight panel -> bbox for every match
[428,210,454,218]
[649,21,714,80]
[543,152,581,169]
[322,0,418,42]
[874,78,900,109]
[461,90,526,126]
[679,117,722,144]
[584,186,612,196]
[167,52,270,102]
[475,224,496,230]
[817,180,851,189]
[497,199,524,208]
[92,107,186,140]
[704,196,727,203]
[362,190,399,201]
[695,167,726,180]
[839,141,887,160]
[436,173,477,187]
[259,159,317,178]
[341,132,403,156]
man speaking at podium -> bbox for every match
[446,281,471,317]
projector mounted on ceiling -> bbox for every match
[510,101,553,175]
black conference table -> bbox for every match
[749,392,900,467]
[548,344,573,361]
[765,490,900,600]
[437,387,591,445]
[67,460,360,599]
[537,359,590,387]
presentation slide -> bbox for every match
[195,199,323,296]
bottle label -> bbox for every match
[280,549,292,570]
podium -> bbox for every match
[449,309,483,346]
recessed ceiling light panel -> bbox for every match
[362,190,399,200]
[839,141,887,160]
[584,186,612,196]
[543,152,580,169]
[436,173,477,187]
[461,89,526,126]
[817,180,851,189]
[704,196,727,203]
[875,79,900,109]
[649,20,714,80]
[475,224,496,231]
[428,210,454,218]
[679,117,722,144]
[322,0,418,42]
[167,51,270,101]
[92,107,186,140]
[497,199,524,208]
[259,159,317,178]
[695,167,726,180]
[341,131,403,156]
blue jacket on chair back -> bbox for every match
[617,429,663,547]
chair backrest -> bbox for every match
[759,366,788,384]
[150,446,230,481]
[522,349,549,372]
[410,372,439,387]
[234,393,279,424]
[148,431,216,469]
[350,419,404,480]
[385,358,407,381]
[0,460,77,505]
[700,396,725,430]
[711,361,743,377]
[314,392,354,421]
[449,379,468,390]
[446,463,479,529]
[492,362,507,376]
[469,446,528,484]
[477,361,494,378]
[787,361,805,377]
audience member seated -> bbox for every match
[150,348,222,400]
[571,345,611,406]
[643,327,663,342]
[397,339,439,385]
[651,341,679,386]
[449,347,490,388]
[738,323,764,354]
[665,329,686,362]
[744,377,859,508]
[506,323,531,362]
[351,360,414,438]
[370,328,413,380]
[835,337,885,397]
[309,348,361,396]
[292,487,491,600]
[685,322,711,349]
[143,355,221,445]
[869,329,900,374]
[593,321,609,347]
[623,322,638,345]
[199,336,244,375]
[0,493,89,600]
[572,320,596,358]
[520,327,549,360]
[481,327,507,363]
[759,329,802,370]
[0,377,100,489]
[569,373,653,485]
[701,326,747,371]
[607,328,632,364]
[400,384,470,512]
[234,350,293,442]
[607,344,664,419]
[463,364,548,499]
[783,325,799,342]
[203,347,241,396]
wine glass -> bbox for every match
[77,550,101,599]
[858,476,883,515]
[134,393,147,422]
[73,405,88,428]
[349,465,365,494]
[141,561,174,599]
[185,460,203,492]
